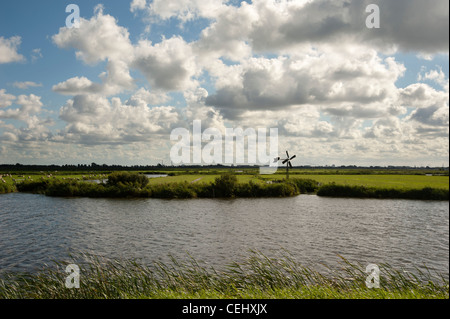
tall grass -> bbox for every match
[0,182,16,194]
[0,251,447,299]
[317,183,449,201]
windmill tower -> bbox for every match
[274,151,296,179]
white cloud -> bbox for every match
[31,48,43,62]
[12,81,43,90]
[52,8,137,97]
[52,77,99,95]
[0,89,16,108]
[133,36,199,91]
[417,67,449,91]
[0,92,53,145]
[127,87,170,105]
[58,94,182,145]
[205,46,405,119]
[146,0,226,21]
[0,36,25,64]
[0,94,43,120]
[189,0,448,58]
[398,83,448,109]
[52,10,133,65]
[130,0,147,13]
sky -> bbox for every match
[0,0,448,167]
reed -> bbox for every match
[0,251,447,299]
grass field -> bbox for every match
[260,174,449,190]
[144,173,449,190]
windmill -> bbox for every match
[274,151,296,179]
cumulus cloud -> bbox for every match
[133,37,199,91]
[0,90,55,147]
[244,0,448,54]
[398,83,448,109]
[52,8,200,96]
[408,105,449,128]
[417,67,449,91]
[52,77,100,95]
[130,0,147,13]
[0,36,25,64]
[0,93,43,120]
[53,60,135,96]
[52,9,137,97]
[0,89,16,108]
[57,94,182,145]
[126,87,170,105]
[205,47,405,119]
[52,10,133,65]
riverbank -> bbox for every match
[317,183,449,200]
[0,251,447,299]
[11,171,449,200]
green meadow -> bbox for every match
[143,172,449,194]
[259,174,449,190]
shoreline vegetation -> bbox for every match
[0,251,448,299]
[1,170,448,200]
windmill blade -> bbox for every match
[290,155,296,160]
[282,159,289,164]
[286,151,289,158]
[288,161,293,168]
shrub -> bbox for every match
[107,172,149,188]
[16,180,51,194]
[213,173,238,197]
[288,178,320,193]
[0,182,16,194]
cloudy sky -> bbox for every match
[0,0,448,166]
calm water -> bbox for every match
[0,193,448,277]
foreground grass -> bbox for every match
[0,251,447,299]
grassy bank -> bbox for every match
[0,251,447,299]
[14,171,448,200]
[317,183,449,201]
[16,173,319,199]
[0,182,16,194]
